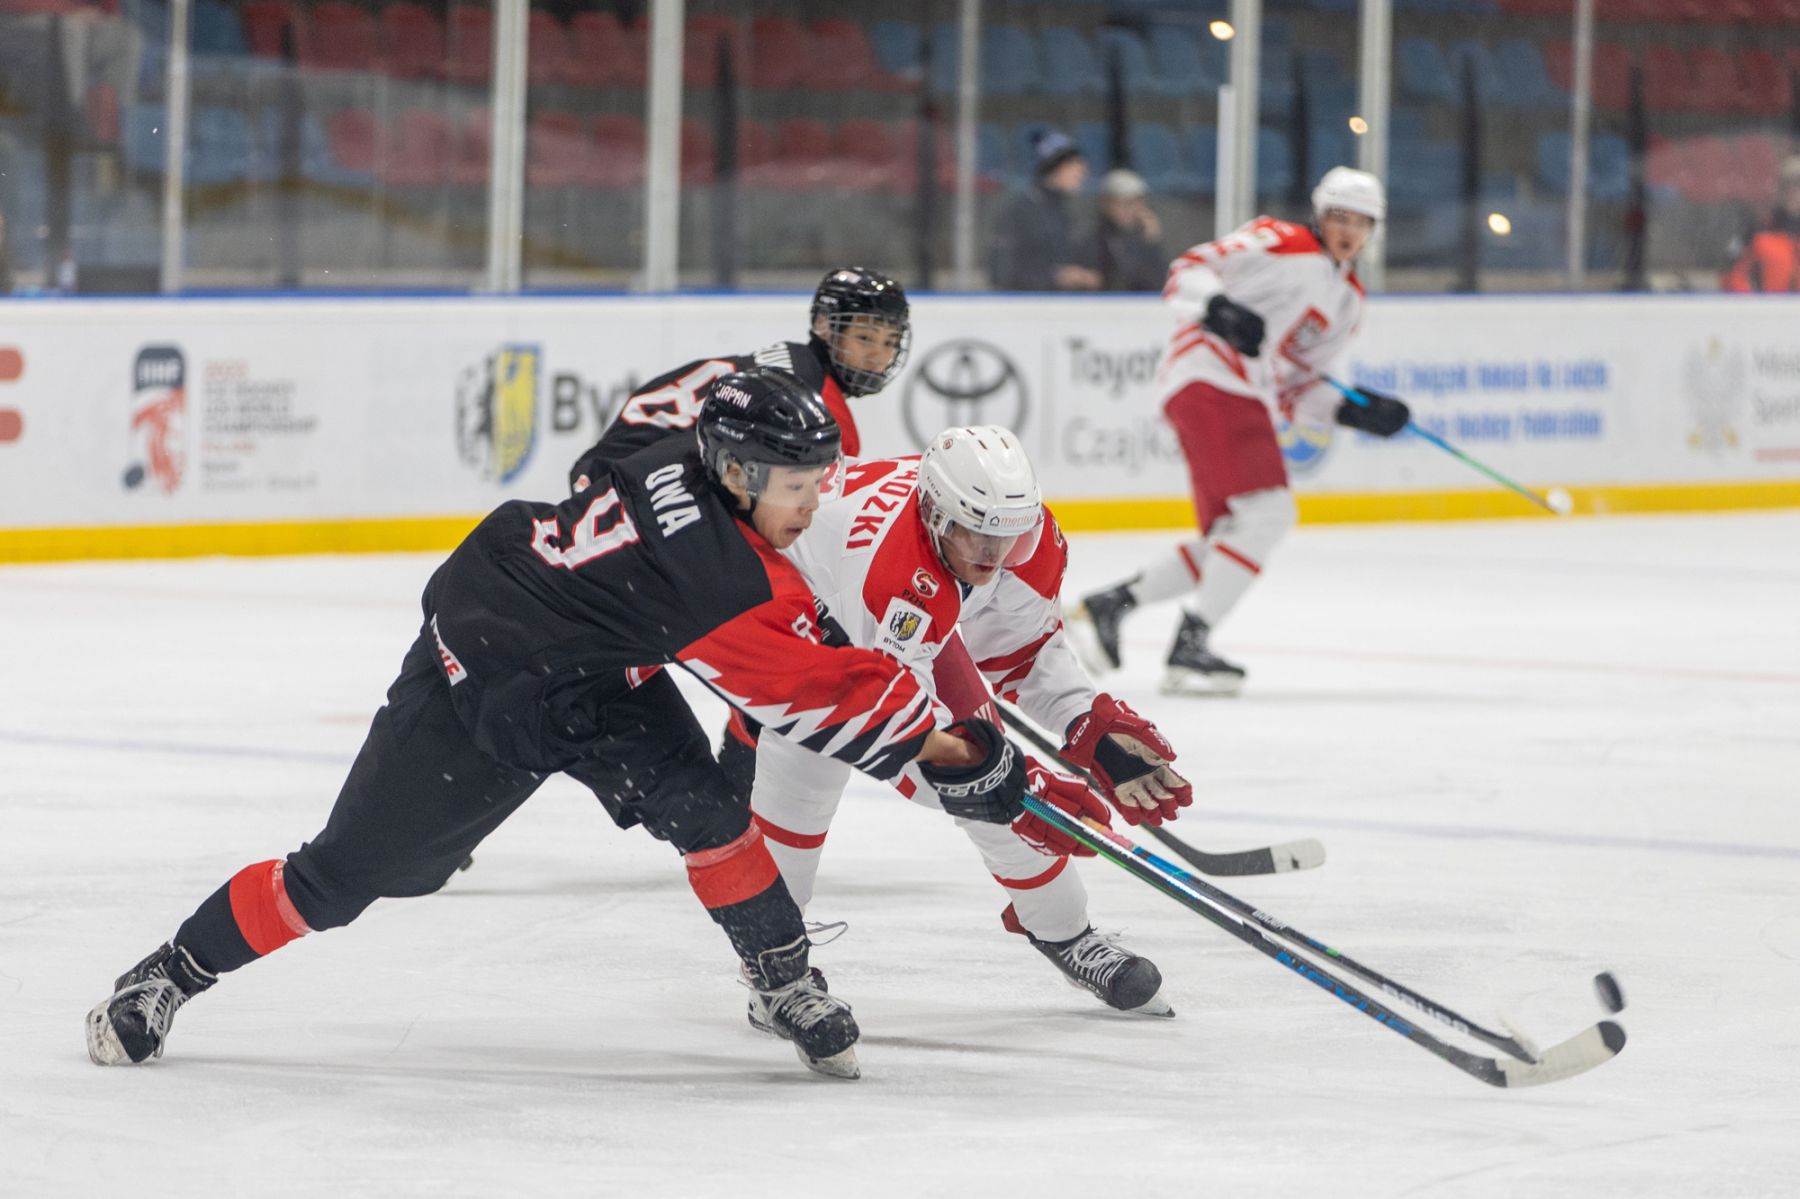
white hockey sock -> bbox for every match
[1001,864,1091,944]
[1180,540,1263,628]
[1178,487,1295,629]
[1130,538,1207,606]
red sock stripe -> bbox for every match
[751,812,829,850]
[227,859,312,957]
[991,854,1069,891]
[685,824,781,910]
[1177,543,1202,581]
[1214,541,1262,575]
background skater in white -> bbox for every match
[748,427,1195,1020]
[1068,167,1413,694]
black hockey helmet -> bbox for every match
[698,367,842,499]
[809,266,911,397]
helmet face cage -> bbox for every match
[810,267,912,397]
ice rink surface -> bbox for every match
[3,511,1799,1197]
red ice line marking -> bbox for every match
[1229,643,1800,687]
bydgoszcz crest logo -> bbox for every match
[457,345,541,483]
[125,345,187,493]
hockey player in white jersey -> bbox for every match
[1068,167,1412,693]
[747,426,1194,1019]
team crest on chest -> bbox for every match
[879,598,932,649]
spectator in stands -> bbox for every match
[1080,168,1168,292]
[989,129,1101,292]
[1722,155,1800,294]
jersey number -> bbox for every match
[532,488,640,569]
[617,360,738,430]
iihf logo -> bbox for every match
[124,346,187,493]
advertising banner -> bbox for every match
[1,294,1796,542]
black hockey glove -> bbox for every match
[1335,387,1411,438]
[1200,294,1266,358]
[918,718,1027,825]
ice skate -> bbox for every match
[85,941,216,1066]
[1066,581,1138,673]
[744,937,860,1079]
[1161,612,1246,696]
[1027,925,1173,1017]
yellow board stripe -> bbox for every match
[1,479,1797,563]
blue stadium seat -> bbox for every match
[978,121,1015,188]
[190,107,256,185]
[1537,131,1630,201]
[1397,37,1455,104]
[1094,27,1165,97]
[870,21,922,80]
[1185,126,1219,197]
[1130,121,1203,194]
[1495,38,1562,109]
[1038,26,1103,96]
[1146,25,1224,99]
[1074,120,1111,175]
[192,0,248,56]
[124,105,167,175]
[986,25,1040,95]
[1256,126,1293,196]
[1389,139,1462,209]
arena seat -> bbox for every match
[590,113,646,188]
[382,109,450,186]
[526,10,573,87]
[304,2,378,72]
[527,110,591,189]
[568,12,645,89]
[380,3,445,80]
[447,4,492,83]
[241,0,299,59]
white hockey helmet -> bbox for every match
[917,425,1044,581]
[1312,166,1386,223]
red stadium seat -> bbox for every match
[811,20,907,92]
[447,4,492,83]
[1687,47,1743,113]
[1544,41,1634,111]
[681,118,716,185]
[567,11,645,88]
[1641,46,1691,112]
[85,82,120,145]
[451,108,489,186]
[685,14,747,88]
[528,110,592,188]
[380,3,445,80]
[748,16,810,90]
[1682,135,1735,204]
[527,10,575,87]
[590,114,646,188]
[1736,50,1790,115]
[241,0,300,59]
[834,118,900,192]
[325,107,378,174]
[305,2,379,73]
[1731,134,1784,204]
[382,109,450,186]
[770,117,835,191]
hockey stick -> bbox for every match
[1325,376,1572,516]
[997,702,1325,877]
[1023,796,1627,1089]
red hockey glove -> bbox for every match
[1062,694,1193,826]
[1011,760,1110,858]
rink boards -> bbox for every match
[1,292,1797,562]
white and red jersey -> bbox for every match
[783,456,1098,742]
[1158,217,1365,425]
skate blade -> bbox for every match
[1127,988,1176,1018]
[1159,666,1244,697]
[1062,606,1120,674]
[797,1044,861,1080]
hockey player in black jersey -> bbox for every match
[567,265,910,806]
[569,265,909,492]
[85,368,1062,1082]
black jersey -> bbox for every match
[424,435,934,775]
[569,339,859,493]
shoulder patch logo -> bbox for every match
[911,568,940,598]
[879,599,932,649]
[888,609,922,640]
